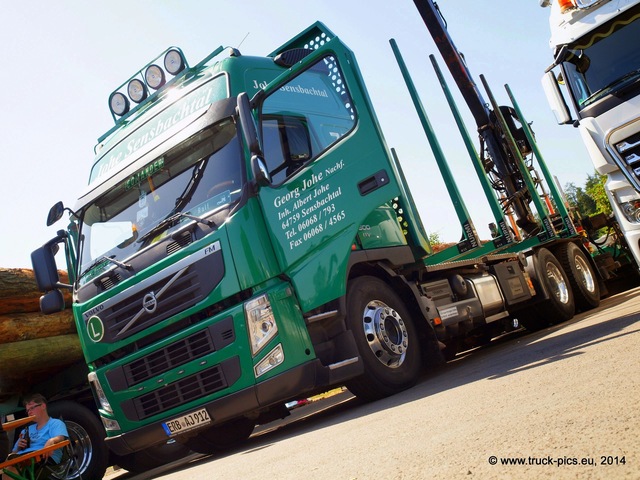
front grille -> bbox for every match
[107,267,200,338]
[612,131,640,190]
[126,330,213,384]
[136,365,226,418]
[105,317,236,391]
[88,245,225,343]
[121,356,241,421]
[167,231,193,255]
[100,272,123,291]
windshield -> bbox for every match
[78,118,242,280]
[562,10,640,108]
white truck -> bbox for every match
[540,0,640,277]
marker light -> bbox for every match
[558,0,576,12]
[164,49,186,75]
[127,79,148,103]
[145,64,166,90]
[109,91,130,116]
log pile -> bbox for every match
[0,268,82,396]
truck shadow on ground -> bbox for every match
[108,287,640,479]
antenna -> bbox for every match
[237,32,250,49]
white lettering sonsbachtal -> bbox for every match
[279,84,329,97]
[91,83,215,184]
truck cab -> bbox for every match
[541,0,640,272]
[31,23,429,457]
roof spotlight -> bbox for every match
[127,78,148,103]
[164,49,185,75]
[145,64,166,90]
[109,91,130,116]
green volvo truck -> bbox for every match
[31,0,603,473]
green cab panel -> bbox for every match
[255,26,404,312]
[357,204,408,250]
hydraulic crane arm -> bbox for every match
[413,0,540,236]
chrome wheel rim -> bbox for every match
[361,300,408,368]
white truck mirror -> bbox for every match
[541,71,572,125]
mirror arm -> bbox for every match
[237,92,262,157]
[545,44,569,73]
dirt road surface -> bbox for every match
[106,286,640,480]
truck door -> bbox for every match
[255,47,402,312]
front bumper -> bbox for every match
[105,355,362,455]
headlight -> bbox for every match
[127,78,148,103]
[145,64,166,90]
[164,49,186,75]
[109,91,129,116]
[88,371,113,414]
[245,294,278,356]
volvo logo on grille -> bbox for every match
[142,292,158,313]
[117,266,189,338]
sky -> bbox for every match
[0,1,594,269]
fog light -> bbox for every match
[145,64,166,89]
[109,91,130,116]
[164,49,185,75]
[100,416,120,432]
[128,78,148,103]
[254,344,284,378]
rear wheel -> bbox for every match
[555,242,600,311]
[520,248,575,331]
[181,417,254,455]
[345,276,421,401]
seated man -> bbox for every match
[3,394,68,476]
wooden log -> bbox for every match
[0,268,71,315]
[0,335,83,390]
[0,310,75,344]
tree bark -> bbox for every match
[0,310,75,343]
[0,335,82,389]
[0,268,71,314]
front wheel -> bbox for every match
[345,276,421,401]
[48,401,109,480]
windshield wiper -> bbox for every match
[79,255,132,281]
[583,69,640,106]
[136,212,215,244]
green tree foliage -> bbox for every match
[564,172,610,218]
[585,172,612,215]
[564,181,597,216]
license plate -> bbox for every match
[162,408,211,436]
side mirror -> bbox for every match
[237,92,261,156]
[40,290,66,314]
[251,155,271,187]
[31,233,71,294]
[238,92,271,187]
[541,71,572,125]
[46,201,65,226]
